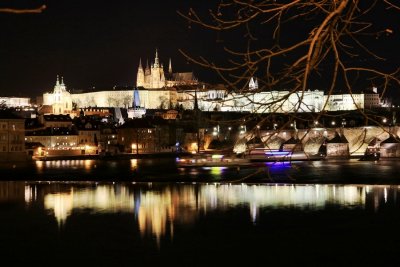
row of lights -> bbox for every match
[209,117,389,136]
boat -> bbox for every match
[176,153,251,168]
[245,148,325,162]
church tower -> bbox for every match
[52,75,72,115]
[136,58,145,87]
[249,77,258,90]
[150,49,165,88]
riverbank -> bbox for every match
[33,152,192,161]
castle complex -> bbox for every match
[41,49,382,116]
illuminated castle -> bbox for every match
[41,51,382,116]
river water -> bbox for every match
[1,159,400,265]
[1,157,400,183]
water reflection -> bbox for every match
[35,159,97,171]
[0,182,397,241]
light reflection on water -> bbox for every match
[36,159,97,171]
[0,181,388,241]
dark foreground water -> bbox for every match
[1,159,400,266]
[1,181,400,266]
[1,157,400,183]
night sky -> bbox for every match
[0,0,399,100]
[0,0,221,98]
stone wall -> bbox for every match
[243,126,399,157]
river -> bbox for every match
[1,159,400,265]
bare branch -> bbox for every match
[0,5,46,14]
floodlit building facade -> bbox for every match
[41,51,382,115]
[0,97,30,108]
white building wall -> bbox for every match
[0,97,30,107]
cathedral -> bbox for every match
[136,50,165,88]
[136,49,198,88]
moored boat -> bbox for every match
[176,153,251,167]
[245,148,325,162]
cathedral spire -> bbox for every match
[61,76,64,86]
[168,58,172,74]
[154,49,159,68]
[56,75,60,86]
[138,58,143,70]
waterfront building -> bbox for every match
[25,127,79,151]
[0,111,26,161]
[117,118,156,154]
[99,125,118,155]
[76,121,101,155]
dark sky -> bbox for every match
[0,0,221,98]
[0,0,399,99]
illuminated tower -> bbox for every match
[150,49,165,88]
[136,58,145,87]
[52,76,72,115]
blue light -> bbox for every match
[265,161,292,169]
[265,151,292,156]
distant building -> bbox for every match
[127,88,146,119]
[324,88,381,111]
[249,77,258,90]
[42,76,73,115]
[0,97,30,108]
[136,50,198,88]
[39,114,73,128]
